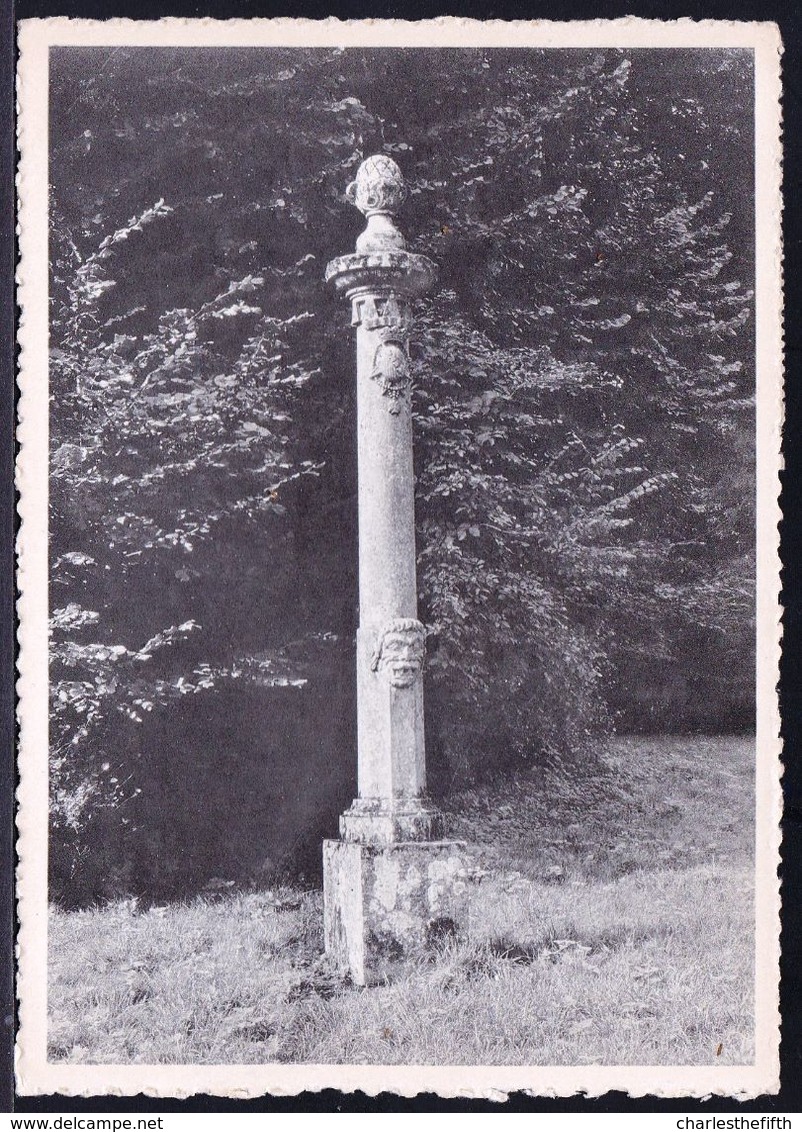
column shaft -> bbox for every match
[356,316,418,623]
[355,309,424,803]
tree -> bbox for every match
[47,46,755,903]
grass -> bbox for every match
[442,734,754,883]
[48,734,755,1066]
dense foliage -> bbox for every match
[48,47,755,903]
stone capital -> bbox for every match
[325,250,437,303]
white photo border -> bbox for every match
[15,15,783,1099]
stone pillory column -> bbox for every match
[323,155,469,985]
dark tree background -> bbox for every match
[48,47,755,905]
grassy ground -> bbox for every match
[443,733,754,883]
[48,734,755,1065]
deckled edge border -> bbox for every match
[14,14,784,1101]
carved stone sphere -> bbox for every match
[346,154,408,217]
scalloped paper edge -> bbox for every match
[14,15,784,1101]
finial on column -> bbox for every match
[326,155,436,299]
[346,155,408,253]
[346,155,408,216]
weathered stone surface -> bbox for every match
[323,839,471,985]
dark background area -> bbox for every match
[46,43,756,906]
[6,0,802,1116]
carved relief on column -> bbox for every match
[370,617,426,688]
[369,339,410,413]
[351,292,412,332]
[352,292,414,413]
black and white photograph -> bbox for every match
[14,17,782,1099]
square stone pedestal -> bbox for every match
[323,838,471,985]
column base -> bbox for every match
[323,838,471,986]
[339,796,443,846]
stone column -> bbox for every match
[323,156,469,985]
